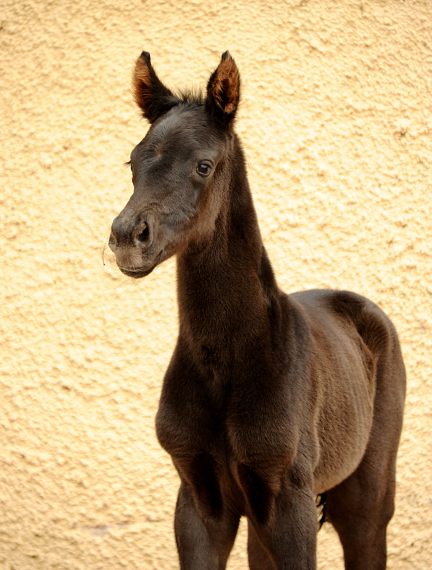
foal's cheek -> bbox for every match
[155,216,190,258]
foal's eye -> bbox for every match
[196,162,211,177]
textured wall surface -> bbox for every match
[1,0,431,568]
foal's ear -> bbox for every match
[133,52,179,123]
[206,52,240,126]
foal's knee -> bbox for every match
[237,462,315,530]
[237,463,280,524]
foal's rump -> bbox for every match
[290,289,405,494]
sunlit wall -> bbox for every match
[1,1,431,568]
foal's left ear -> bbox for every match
[133,51,180,123]
[206,52,240,127]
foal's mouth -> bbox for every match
[117,250,163,279]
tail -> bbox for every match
[316,492,327,530]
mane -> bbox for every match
[175,86,205,105]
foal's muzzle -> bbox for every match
[109,216,151,249]
[108,213,159,278]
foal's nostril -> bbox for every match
[137,224,150,243]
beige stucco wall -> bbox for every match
[1,0,431,568]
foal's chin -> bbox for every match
[118,265,157,279]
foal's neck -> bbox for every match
[176,136,281,353]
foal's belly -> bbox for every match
[311,362,375,493]
[312,432,372,495]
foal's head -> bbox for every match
[109,51,240,278]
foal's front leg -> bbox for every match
[175,482,240,570]
[241,468,317,570]
[259,487,317,570]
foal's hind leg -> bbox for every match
[325,366,404,568]
[247,519,276,570]
[326,318,405,570]
[325,456,397,570]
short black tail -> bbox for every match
[316,492,327,530]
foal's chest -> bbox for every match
[155,359,298,470]
[155,379,233,460]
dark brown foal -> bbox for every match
[109,51,405,570]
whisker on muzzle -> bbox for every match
[101,237,118,268]
[101,236,146,292]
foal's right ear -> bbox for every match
[133,52,179,123]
